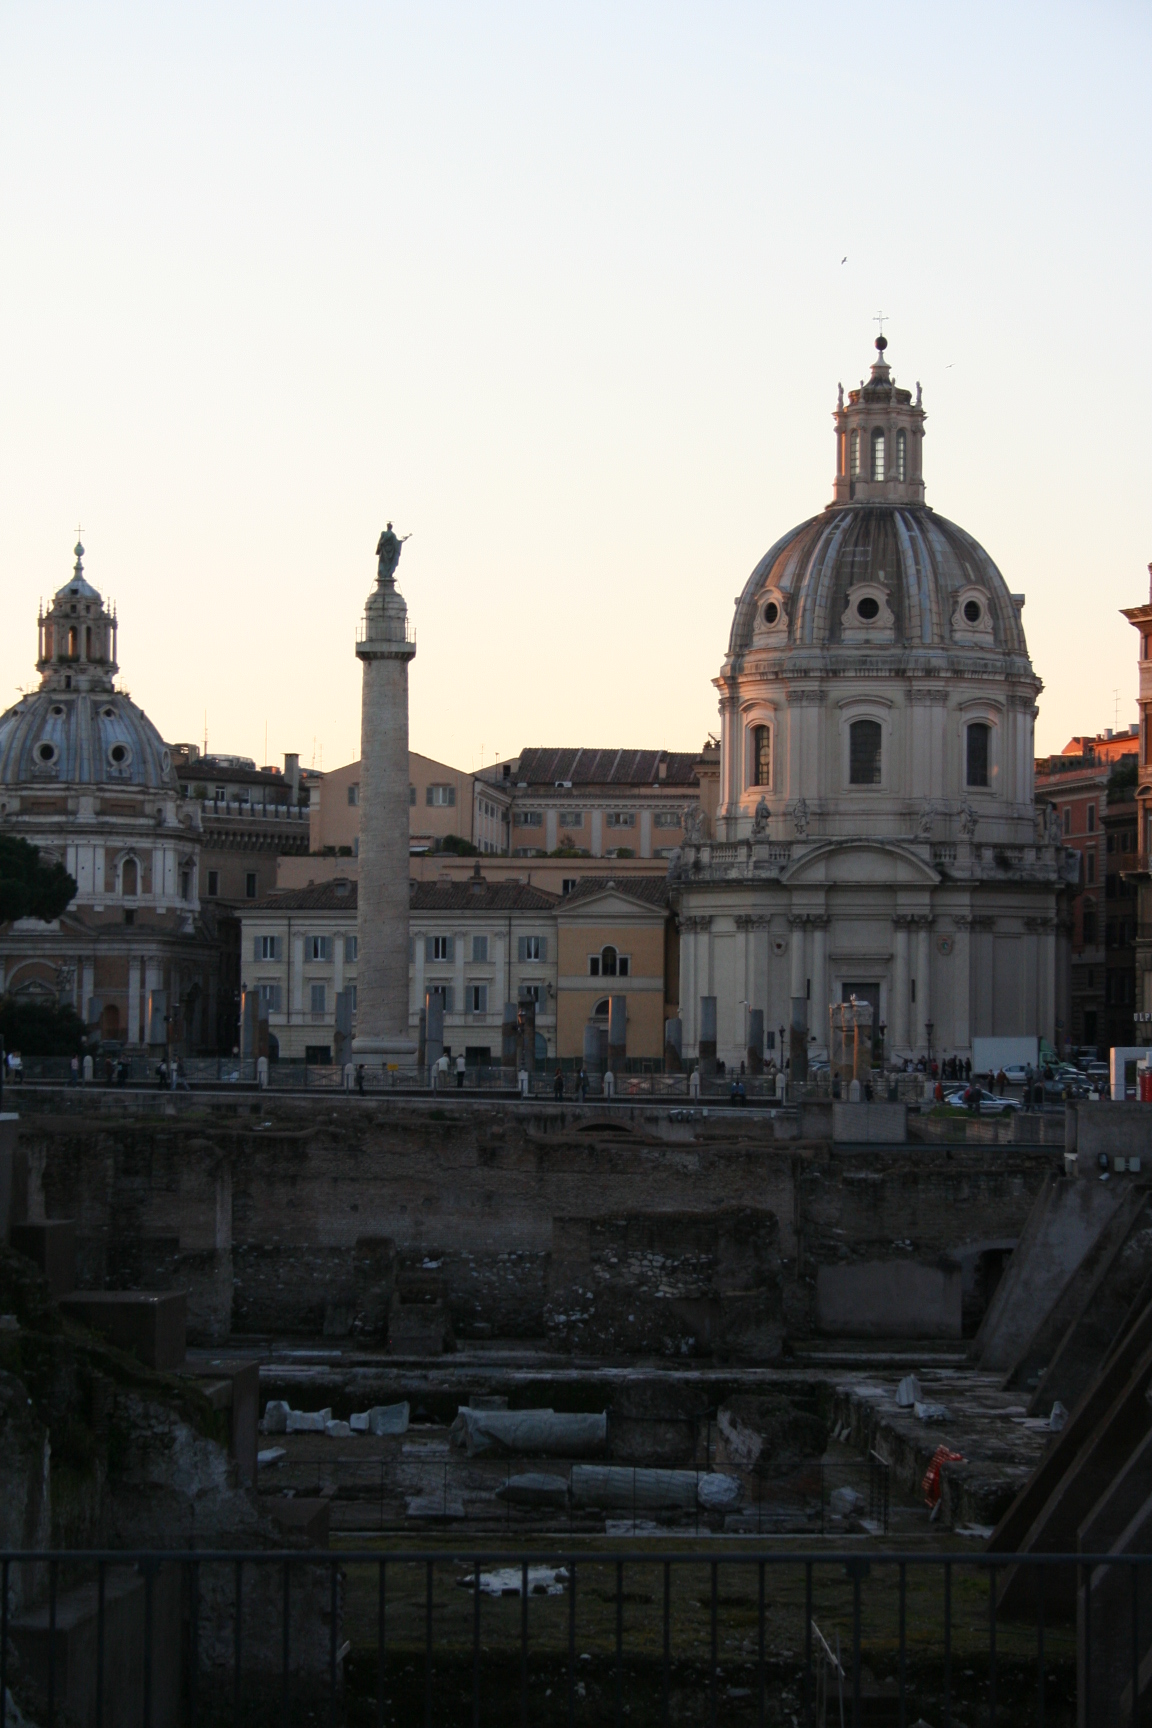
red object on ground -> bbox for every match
[921,1444,965,1509]
[1139,1070,1152,1103]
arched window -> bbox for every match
[966,722,990,788]
[849,429,860,478]
[67,626,78,658]
[870,428,886,481]
[895,429,907,480]
[121,857,138,896]
[593,997,610,1018]
[849,719,882,785]
[600,945,618,977]
[752,724,771,787]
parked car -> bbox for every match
[1000,1064,1030,1087]
[944,1086,1021,1115]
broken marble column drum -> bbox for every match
[353,527,418,1060]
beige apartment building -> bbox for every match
[309,753,511,858]
[241,869,677,1064]
[481,746,714,860]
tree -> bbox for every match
[0,995,87,1056]
[0,836,77,924]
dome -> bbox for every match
[0,689,175,789]
[728,502,1029,662]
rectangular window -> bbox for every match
[426,784,456,807]
[467,983,489,1013]
[347,783,360,806]
[214,785,226,801]
[1087,851,1096,884]
[559,812,584,828]
[518,935,546,962]
[347,984,357,1010]
[245,871,258,898]
[427,983,455,1012]
[605,812,635,828]
[618,956,630,977]
[517,811,543,828]
[561,878,578,895]
[589,956,600,976]
[310,983,326,1013]
[207,869,219,896]
[966,722,990,788]
[752,724,771,787]
[1087,804,1096,833]
[519,982,545,1007]
[471,935,488,962]
[254,935,281,961]
[344,935,358,962]
[653,812,681,828]
[426,935,455,962]
[308,935,333,962]
[305,1044,331,1064]
[258,983,282,1013]
[849,719,883,785]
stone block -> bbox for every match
[11,1561,182,1728]
[60,1290,187,1370]
[0,1114,28,1241]
[10,1219,77,1296]
[266,1497,330,1547]
[816,1259,962,1338]
[832,1101,907,1143]
[180,1356,259,1485]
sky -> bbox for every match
[1,2,1150,772]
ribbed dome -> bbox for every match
[727,503,1028,662]
[0,690,175,789]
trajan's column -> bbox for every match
[352,525,418,1061]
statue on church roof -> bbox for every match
[752,796,770,838]
[375,522,410,583]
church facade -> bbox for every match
[671,338,1078,1069]
[0,546,219,1050]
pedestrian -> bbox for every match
[356,1064,365,1096]
[116,1058,128,1087]
[996,1067,1007,1096]
[456,1052,466,1089]
[553,1069,564,1101]
[578,1066,589,1101]
[69,1053,80,1086]
[155,1059,167,1091]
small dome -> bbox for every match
[0,690,175,790]
[728,503,1028,662]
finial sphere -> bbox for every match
[875,334,888,352]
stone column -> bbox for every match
[789,915,807,1000]
[952,918,972,1055]
[914,918,933,1051]
[699,995,717,1075]
[810,916,828,1050]
[127,956,141,1045]
[892,916,911,1049]
[680,920,696,1049]
[353,540,418,1059]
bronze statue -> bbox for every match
[376,522,410,583]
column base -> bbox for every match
[351,1034,419,1059]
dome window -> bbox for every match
[966,722,991,788]
[50,704,64,717]
[849,429,860,478]
[856,596,880,622]
[762,600,779,625]
[870,429,886,481]
[963,599,982,625]
[896,430,907,481]
[108,743,132,769]
[752,724,771,787]
[849,719,882,785]
[34,741,58,765]
[101,706,116,718]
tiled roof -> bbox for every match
[252,874,558,913]
[559,875,671,910]
[511,748,700,789]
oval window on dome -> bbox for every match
[35,741,58,764]
[162,749,172,774]
[108,742,132,769]
[50,704,64,717]
[856,596,880,621]
[963,599,982,624]
[763,600,779,626]
[101,706,116,719]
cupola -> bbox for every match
[36,542,119,694]
[831,335,926,506]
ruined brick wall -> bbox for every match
[14,1098,1058,1348]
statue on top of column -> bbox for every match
[376,523,410,583]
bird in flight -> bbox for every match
[840,256,847,264]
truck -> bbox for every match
[971,1037,1039,1078]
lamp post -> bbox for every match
[926,1018,935,1075]
[877,1019,887,1070]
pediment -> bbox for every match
[557,889,666,921]
[781,839,940,887]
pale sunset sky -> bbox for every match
[1,3,1149,771]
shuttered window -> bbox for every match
[255,935,282,961]
[308,935,333,961]
[518,936,546,962]
[472,935,488,962]
[426,935,454,962]
[344,935,358,962]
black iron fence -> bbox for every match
[2,1546,1147,1727]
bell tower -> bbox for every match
[37,541,119,694]
[832,335,927,507]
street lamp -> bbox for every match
[925,1019,935,1073]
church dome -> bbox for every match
[0,542,176,792]
[728,502,1028,661]
[0,689,175,790]
[727,336,1029,668]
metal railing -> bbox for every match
[0,1546,1145,1727]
